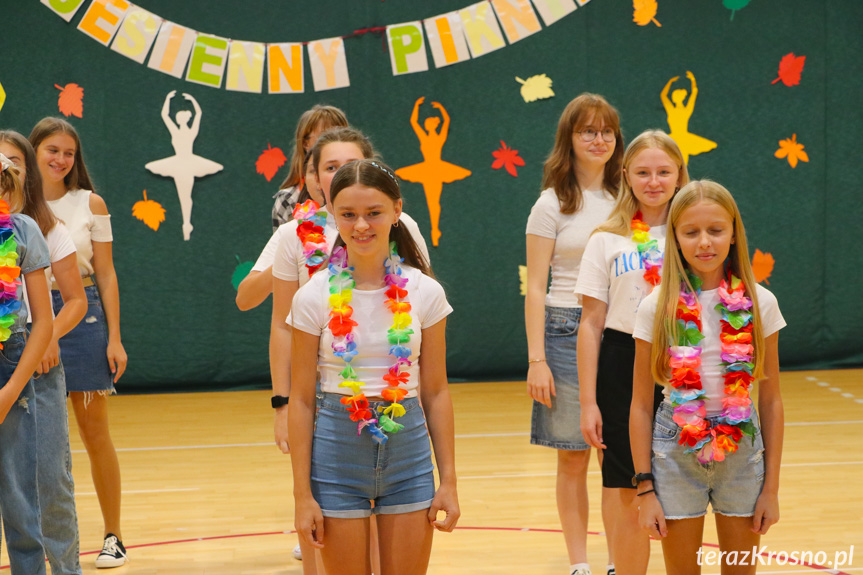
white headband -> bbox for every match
[0,153,12,173]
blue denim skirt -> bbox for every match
[52,284,114,393]
[311,393,435,518]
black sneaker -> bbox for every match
[95,534,127,568]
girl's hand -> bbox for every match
[751,490,779,534]
[295,495,325,548]
[526,362,555,408]
[107,340,127,383]
[274,407,290,454]
[428,482,460,532]
[638,492,668,539]
[580,403,605,449]
[37,339,61,375]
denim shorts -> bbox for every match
[311,393,435,518]
[652,402,765,519]
[530,307,589,451]
[52,284,114,393]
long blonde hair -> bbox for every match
[649,180,765,384]
[278,105,348,190]
[0,160,26,213]
[595,130,689,236]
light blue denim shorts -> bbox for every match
[530,307,589,451]
[311,393,435,519]
[652,402,765,519]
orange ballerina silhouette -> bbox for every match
[395,97,471,246]
[661,71,717,165]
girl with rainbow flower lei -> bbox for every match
[288,159,458,574]
[576,130,688,575]
[0,153,55,574]
[631,180,785,572]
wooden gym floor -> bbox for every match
[2,369,862,574]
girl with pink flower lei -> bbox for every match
[630,181,785,573]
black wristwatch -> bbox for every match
[632,472,655,487]
[271,395,290,408]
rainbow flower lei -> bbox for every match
[669,274,757,463]
[327,242,413,444]
[0,199,21,347]
[631,211,663,288]
[292,200,329,275]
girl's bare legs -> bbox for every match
[660,517,704,575]
[298,537,318,575]
[609,489,649,575]
[376,509,434,575]
[557,449,591,565]
[319,517,372,575]
[597,449,615,572]
[716,514,760,575]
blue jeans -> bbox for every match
[34,361,82,575]
[0,333,46,575]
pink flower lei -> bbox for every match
[293,200,329,275]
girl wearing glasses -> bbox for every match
[524,93,624,575]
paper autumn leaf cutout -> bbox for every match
[772,53,806,87]
[723,0,751,21]
[132,190,166,231]
[492,141,526,177]
[519,265,527,296]
[255,143,287,182]
[232,255,254,290]
[516,75,554,103]
[633,0,661,27]
[55,83,83,118]
[752,249,774,284]
[775,134,809,168]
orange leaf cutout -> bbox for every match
[633,0,661,27]
[774,134,809,168]
[55,83,83,118]
[772,53,806,87]
[132,190,166,231]
[255,143,287,182]
[752,249,774,285]
[491,141,526,177]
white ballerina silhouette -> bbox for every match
[145,91,223,240]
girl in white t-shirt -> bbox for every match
[525,93,623,575]
[289,159,458,574]
[631,181,785,572]
[575,130,688,575]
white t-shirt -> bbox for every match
[574,226,667,334]
[633,284,786,415]
[47,189,112,278]
[525,188,616,308]
[24,222,77,323]
[289,266,452,397]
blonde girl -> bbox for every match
[576,130,688,575]
[631,181,784,574]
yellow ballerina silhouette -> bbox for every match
[395,97,471,246]
[661,71,717,164]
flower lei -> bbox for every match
[0,199,21,348]
[631,211,663,288]
[669,274,757,463]
[327,242,413,444]
[293,200,329,275]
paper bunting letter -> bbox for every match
[268,43,304,94]
[41,0,87,22]
[492,141,526,177]
[132,190,166,231]
[147,22,196,78]
[491,0,542,44]
[424,13,471,69]
[772,53,806,87]
[723,0,751,21]
[308,38,350,92]
[751,250,774,285]
[529,0,577,26]
[77,0,130,46]
[633,0,661,27]
[256,144,287,182]
[387,22,429,76]
[226,41,266,93]
[661,71,717,164]
[110,7,162,64]
[186,34,229,88]
[459,1,506,59]
[516,74,554,102]
[775,134,809,168]
[55,83,84,118]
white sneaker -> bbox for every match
[292,543,302,561]
[571,569,592,575]
[95,534,128,568]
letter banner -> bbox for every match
[424,11,472,69]
[41,0,88,22]
[308,37,350,92]
[147,20,197,79]
[459,1,506,59]
[77,0,130,46]
[225,40,266,93]
[110,4,162,64]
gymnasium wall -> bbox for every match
[2,0,861,391]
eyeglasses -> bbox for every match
[575,128,616,143]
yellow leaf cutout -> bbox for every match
[0,80,6,113]
[633,0,661,26]
[516,75,554,103]
[519,265,527,296]
[132,190,166,231]
[774,134,809,168]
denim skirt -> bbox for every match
[52,284,114,393]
